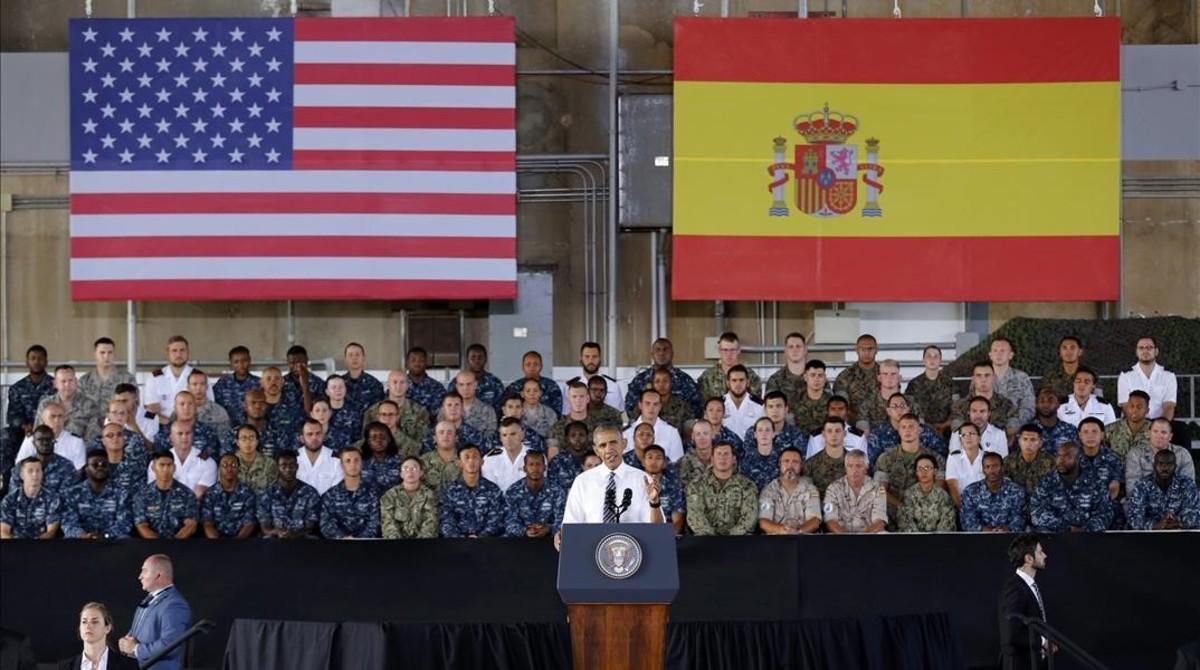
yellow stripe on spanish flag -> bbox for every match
[672,17,1121,302]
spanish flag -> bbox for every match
[672,18,1120,302]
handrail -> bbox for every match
[1007,613,1109,670]
[139,618,214,669]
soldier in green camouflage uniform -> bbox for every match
[380,456,439,539]
[1003,426,1055,494]
[790,360,833,434]
[677,420,715,490]
[950,363,1019,434]
[1105,392,1151,459]
[651,368,694,430]
[804,418,852,495]
[854,361,919,430]
[685,443,759,535]
[874,418,946,522]
[233,425,278,493]
[905,345,956,431]
[765,332,809,408]
[1039,336,1085,400]
[896,454,957,532]
[420,422,463,492]
[698,332,762,402]
[832,335,880,422]
[587,376,624,427]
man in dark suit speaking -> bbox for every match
[998,534,1055,670]
[118,554,191,670]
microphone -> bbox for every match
[616,488,633,522]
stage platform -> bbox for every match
[2,533,1197,668]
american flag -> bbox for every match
[68,17,516,301]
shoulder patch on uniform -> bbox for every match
[485,448,503,457]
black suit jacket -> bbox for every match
[0,628,36,670]
[57,648,140,670]
[998,572,1047,670]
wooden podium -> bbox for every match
[557,524,679,670]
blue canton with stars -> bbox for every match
[69,19,294,171]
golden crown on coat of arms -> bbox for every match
[793,103,858,145]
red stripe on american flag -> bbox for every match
[293,107,514,129]
[71,193,515,215]
[292,150,514,171]
[295,63,514,86]
[72,279,518,301]
[294,17,515,42]
[71,236,516,258]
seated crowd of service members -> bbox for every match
[1,331,1197,540]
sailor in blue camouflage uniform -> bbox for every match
[156,420,221,461]
[547,421,592,492]
[439,444,507,538]
[338,342,385,413]
[9,426,79,495]
[4,345,55,473]
[742,392,806,460]
[625,340,703,418]
[959,452,1027,532]
[319,447,380,539]
[257,450,321,538]
[490,396,547,453]
[739,419,782,491]
[0,457,62,538]
[260,367,309,451]
[504,351,562,418]
[422,416,486,454]
[360,423,402,491]
[1033,388,1079,455]
[504,451,566,538]
[213,346,261,427]
[1076,417,1125,529]
[61,449,131,539]
[456,344,508,411]
[88,399,150,465]
[1030,442,1113,533]
[132,451,199,538]
[403,347,447,419]
[324,377,363,448]
[866,394,947,467]
[701,398,745,456]
[1126,449,1200,530]
[201,453,258,538]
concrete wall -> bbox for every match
[2,0,1198,370]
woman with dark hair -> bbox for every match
[58,602,138,669]
[360,421,401,491]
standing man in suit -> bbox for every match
[119,554,191,670]
[998,534,1056,670]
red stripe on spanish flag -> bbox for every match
[671,18,1121,302]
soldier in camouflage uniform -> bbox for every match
[4,345,55,473]
[0,457,62,539]
[740,418,781,491]
[1032,388,1078,455]
[421,422,464,493]
[9,426,80,495]
[132,452,199,538]
[875,415,946,520]
[321,385,360,449]
[90,399,150,466]
[638,444,686,534]
[503,351,563,419]
[702,398,745,456]
[676,420,715,491]
[486,399,548,454]
[1126,418,1196,485]
[360,423,402,491]
[765,332,809,409]
[547,383,595,453]
[905,345,956,434]
[1076,417,1125,529]
[897,454,957,532]
[832,334,880,424]
[698,332,763,402]
[283,345,328,421]
[805,417,852,496]
[1105,391,1151,459]
[155,392,222,459]
[37,366,102,441]
[823,451,887,534]
[213,346,261,428]
[866,394,947,467]
[744,392,807,459]
[187,370,232,444]
[370,399,425,460]
[988,338,1036,426]
[504,451,566,538]
[319,448,380,539]
[1039,336,1085,401]
[231,425,278,493]
[457,344,507,411]
[261,368,307,453]
[624,338,702,418]
[1126,449,1200,530]
[686,442,759,535]
[586,377,624,431]
[950,362,1020,435]
[421,394,487,454]
[854,360,913,431]
[547,421,592,492]
[1004,426,1056,495]
[380,456,440,539]
[77,338,138,419]
[757,447,821,534]
[61,449,131,539]
[201,453,258,538]
[447,371,498,437]
[232,389,292,458]
[257,450,320,538]
[339,342,385,414]
[1029,442,1112,533]
[652,368,694,432]
[439,444,507,537]
[959,452,1027,532]
[789,360,833,434]
[95,423,143,498]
